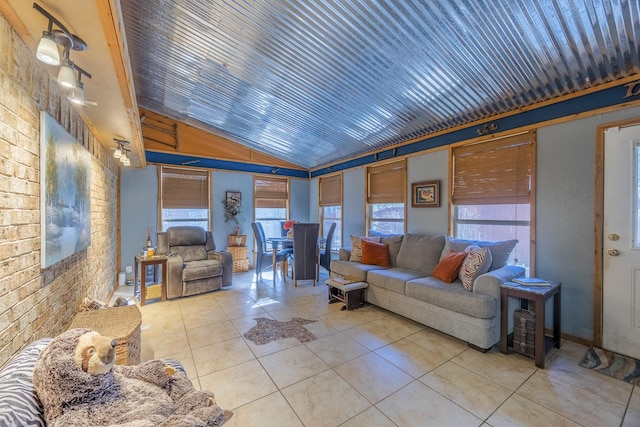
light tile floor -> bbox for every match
[112,270,639,427]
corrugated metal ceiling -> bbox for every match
[120,0,640,169]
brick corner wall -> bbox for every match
[0,12,119,367]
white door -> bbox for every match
[603,123,640,359]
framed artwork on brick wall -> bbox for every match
[40,112,92,268]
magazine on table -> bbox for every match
[512,277,551,287]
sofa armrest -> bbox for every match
[473,265,525,298]
[339,247,352,261]
[166,255,185,299]
[208,250,233,287]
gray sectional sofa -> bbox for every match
[330,233,525,350]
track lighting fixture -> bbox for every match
[113,139,131,166]
[33,3,92,100]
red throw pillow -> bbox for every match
[432,251,468,283]
[361,239,391,267]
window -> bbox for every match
[254,176,289,238]
[159,166,211,231]
[319,174,342,249]
[367,160,406,234]
[452,132,534,272]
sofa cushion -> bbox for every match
[361,240,391,267]
[367,268,427,294]
[0,338,51,427]
[369,231,404,266]
[439,237,477,261]
[406,277,496,318]
[395,234,446,275]
[182,259,223,281]
[349,236,381,262]
[432,251,467,283]
[330,259,384,282]
[460,246,492,291]
[172,245,207,262]
[475,239,518,271]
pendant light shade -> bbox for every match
[69,81,84,105]
[36,32,60,65]
[57,60,76,88]
[113,147,122,158]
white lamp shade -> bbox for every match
[36,32,60,65]
[69,83,85,105]
[113,148,122,159]
[57,63,76,88]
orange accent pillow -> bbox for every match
[432,251,468,283]
[361,239,391,267]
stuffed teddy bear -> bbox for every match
[33,328,232,427]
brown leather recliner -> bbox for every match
[157,226,233,299]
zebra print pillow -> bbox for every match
[0,338,51,427]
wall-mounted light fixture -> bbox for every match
[477,122,499,136]
[114,139,131,167]
[33,3,91,104]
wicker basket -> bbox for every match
[69,304,142,365]
[227,234,247,246]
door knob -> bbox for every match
[608,249,619,256]
[608,234,620,241]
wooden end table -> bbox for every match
[134,255,167,306]
[500,281,561,368]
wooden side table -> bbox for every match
[134,255,167,306]
[500,281,561,368]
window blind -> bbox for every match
[161,167,209,209]
[367,160,406,204]
[254,177,288,208]
[319,174,342,206]
[452,132,533,205]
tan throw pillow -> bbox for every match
[459,245,492,291]
[349,235,381,262]
[432,251,467,283]
[361,240,391,267]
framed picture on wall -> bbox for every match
[411,180,440,208]
[226,191,241,205]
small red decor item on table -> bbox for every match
[283,220,298,230]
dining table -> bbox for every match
[265,236,326,284]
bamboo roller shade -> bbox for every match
[452,133,532,205]
[161,167,209,209]
[367,160,406,204]
[255,177,288,208]
[319,174,342,206]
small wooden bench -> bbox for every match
[326,278,368,310]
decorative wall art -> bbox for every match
[411,180,440,208]
[40,112,92,268]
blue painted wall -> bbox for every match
[406,150,450,235]
[120,166,158,276]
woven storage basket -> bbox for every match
[233,258,249,272]
[227,234,247,247]
[69,304,142,365]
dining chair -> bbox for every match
[319,222,336,273]
[291,223,320,286]
[251,222,289,280]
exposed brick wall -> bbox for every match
[0,13,119,367]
